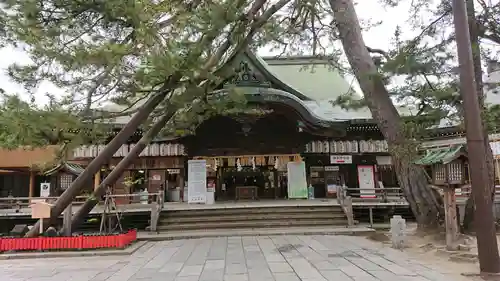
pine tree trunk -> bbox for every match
[25,90,173,237]
[68,109,176,231]
[462,0,496,232]
[329,0,443,227]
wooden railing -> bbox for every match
[345,186,406,203]
[0,192,165,211]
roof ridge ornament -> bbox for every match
[224,60,271,88]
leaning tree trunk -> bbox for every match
[25,87,174,237]
[461,0,496,232]
[329,0,443,227]
[68,109,176,231]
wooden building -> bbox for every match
[0,50,416,204]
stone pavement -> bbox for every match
[0,235,470,281]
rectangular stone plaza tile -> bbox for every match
[204,260,226,270]
[224,273,249,281]
[246,259,268,269]
[345,257,384,271]
[338,265,373,278]
[248,268,274,280]
[268,262,293,273]
[131,268,161,279]
[265,254,286,262]
[351,277,380,281]
[367,270,397,280]
[311,260,335,270]
[106,265,143,281]
[319,270,354,281]
[90,271,115,281]
[273,272,302,281]
[225,263,247,274]
[199,269,224,281]
[159,262,185,273]
[175,276,200,281]
[178,265,203,277]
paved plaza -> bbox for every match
[1,235,469,281]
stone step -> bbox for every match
[159,212,346,224]
[163,206,344,217]
[157,218,347,231]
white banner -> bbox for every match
[187,160,207,203]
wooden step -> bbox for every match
[160,212,346,224]
[157,218,347,231]
[163,206,344,217]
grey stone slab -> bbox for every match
[248,268,274,279]
[204,260,225,270]
[367,270,397,280]
[268,262,293,273]
[319,270,353,281]
[338,265,373,278]
[160,262,185,273]
[90,271,116,281]
[175,276,200,281]
[199,269,224,281]
[178,265,203,277]
[225,263,247,274]
[0,235,464,281]
[131,268,161,279]
[273,273,301,281]
[224,274,249,281]
[345,257,384,271]
[311,260,335,270]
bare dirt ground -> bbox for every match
[368,223,491,280]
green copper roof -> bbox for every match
[414,145,466,165]
[44,162,85,176]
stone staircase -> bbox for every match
[157,204,348,232]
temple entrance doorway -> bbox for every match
[217,166,284,201]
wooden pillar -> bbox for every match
[443,186,459,250]
[94,170,101,192]
[29,171,35,198]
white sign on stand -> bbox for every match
[357,165,376,198]
[40,183,51,197]
[187,160,207,203]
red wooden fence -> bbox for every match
[0,230,137,251]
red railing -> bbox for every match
[0,229,137,251]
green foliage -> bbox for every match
[2,0,500,147]
[331,0,500,140]
[0,93,87,149]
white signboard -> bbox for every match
[287,161,308,199]
[330,155,352,164]
[40,182,51,197]
[187,160,207,203]
[357,165,376,198]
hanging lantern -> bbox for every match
[236,158,242,171]
[274,156,279,170]
[251,157,256,170]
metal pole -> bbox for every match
[451,0,500,274]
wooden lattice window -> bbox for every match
[59,174,73,190]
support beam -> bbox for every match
[69,109,175,231]
[94,170,101,192]
[29,171,35,198]
[25,91,170,237]
[443,187,459,250]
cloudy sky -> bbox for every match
[0,1,418,105]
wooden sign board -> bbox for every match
[30,201,53,219]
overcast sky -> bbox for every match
[0,1,419,105]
